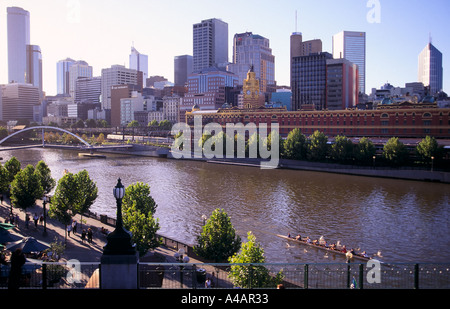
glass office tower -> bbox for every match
[333,31,366,94]
[418,43,443,95]
[7,7,30,84]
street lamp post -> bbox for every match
[174,248,190,288]
[431,156,434,172]
[102,178,136,255]
[42,195,48,236]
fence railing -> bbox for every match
[1,262,449,289]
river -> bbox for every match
[1,147,449,264]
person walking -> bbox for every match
[72,220,77,234]
[67,224,72,237]
[33,213,39,228]
[87,228,93,244]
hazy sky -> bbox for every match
[1,0,449,96]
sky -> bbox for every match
[0,0,449,96]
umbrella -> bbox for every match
[0,229,22,244]
[0,223,15,231]
[6,237,50,253]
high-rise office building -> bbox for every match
[332,31,366,94]
[228,32,275,94]
[57,58,75,95]
[291,52,333,111]
[326,58,359,110]
[129,46,148,87]
[7,7,30,84]
[26,44,43,97]
[174,55,193,86]
[193,18,228,72]
[75,76,101,105]
[69,60,93,98]
[418,42,443,95]
[1,83,39,121]
[101,65,142,111]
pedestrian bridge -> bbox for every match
[0,126,132,151]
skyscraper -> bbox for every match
[57,58,75,95]
[326,58,359,110]
[1,83,39,122]
[26,45,43,97]
[69,60,93,98]
[418,42,443,95]
[7,7,30,84]
[129,46,148,87]
[174,55,193,86]
[332,31,366,94]
[228,32,275,94]
[193,18,228,72]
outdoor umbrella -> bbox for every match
[6,237,50,253]
[0,223,15,231]
[0,229,22,244]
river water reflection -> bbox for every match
[1,148,449,264]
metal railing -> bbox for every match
[1,262,449,289]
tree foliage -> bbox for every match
[228,231,284,288]
[383,137,408,165]
[34,160,56,195]
[416,136,441,162]
[122,182,160,256]
[330,135,354,163]
[355,137,376,164]
[4,157,21,183]
[283,128,307,160]
[194,208,241,262]
[10,165,43,210]
[307,130,329,161]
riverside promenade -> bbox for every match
[0,197,184,264]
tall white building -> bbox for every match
[26,44,43,97]
[333,31,366,94]
[193,18,228,72]
[129,46,148,87]
[418,43,443,95]
[7,7,30,84]
[69,60,93,99]
[57,58,75,95]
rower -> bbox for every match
[295,234,301,240]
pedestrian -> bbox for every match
[33,213,39,228]
[8,248,26,289]
[72,220,77,234]
[15,213,19,227]
[39,213,44,225]
[67,224,72,237]
[25,214,30,229]
[81,229,86,243]
[87,228,93,244]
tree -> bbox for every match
[330,135,354,163]
[416,136,441,162]
[0,127,8,139]
[264,130,284,158]
[307,130,329,161]
[0,164,10,194]
[383,137,408,165]
[10,165,43,211]
[34,160,56,195]
[283,128,307,160]
[49,170,97,241]
[127,120,140,128]
[4,157,21,184]
[122,182,160,256]
[355,137,376,164]
[194,208,241,262]
[159,120,172,130]
[148,119,159,127]
[228,231,284,288]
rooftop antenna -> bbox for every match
[295,10,298,32]
[429,32,432,44]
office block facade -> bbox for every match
[326,58,359,110]
[7,7,30,84]
[333,31,366,94]
[129,46,148,87]
[69,60,93,99]
[418,43,443,95]
[101,65,142,110]
[1,83,39,121]
[193,18,228,72]
[174,55,193,86]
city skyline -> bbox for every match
[0,0,449,96]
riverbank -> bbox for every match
[96,143,450,184]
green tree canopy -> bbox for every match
[34,160,56,195]
[194,208,241,262]
[122,182,160,256]
[228,231,284,288]
[416,136,442,162]
[355,137,376,164]
[159,120,172,130]
[127,120,140,128]
[283,128,307,160]
[10,165,43,210]
[330,135,354,163]
[0,164,9,193]
[383,137,408,165]
[307,130,329,161]
[4,157,21,184]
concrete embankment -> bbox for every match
[96,144,450,183]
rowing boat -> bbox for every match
[276,234,372,261]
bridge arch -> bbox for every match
[0,126,92,147]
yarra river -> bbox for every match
[1,147,449,264]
